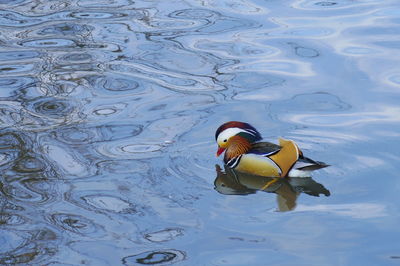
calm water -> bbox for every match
[0,0,399,265]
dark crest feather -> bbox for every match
[215,121,262,141]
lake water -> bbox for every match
[0,0,400,265]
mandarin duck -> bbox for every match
[215,121,329,180]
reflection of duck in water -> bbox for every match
[215,121,329,188]
[214,165,330,211]
[214,121,330,211]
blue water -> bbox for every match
[0,0,400,265]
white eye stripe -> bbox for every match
[217,127,247,143]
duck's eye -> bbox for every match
[223,139,227,142]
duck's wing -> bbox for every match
[253,140,329,173]
[233,140,291,177]
[234,139,328,178]
[249,141,281,156]
[292,155,330,171]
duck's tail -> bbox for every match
[288,156,329,177]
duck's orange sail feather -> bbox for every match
[269,138,301,177]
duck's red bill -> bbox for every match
[216,147,225,157]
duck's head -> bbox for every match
[215,121,262,157]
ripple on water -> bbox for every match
[77,0,134,8]
[71,8,145,20]
[0,213,27,226]
[217,71,285,91]
[167,141,215,184]
[0,0,27,5]
[0,131,24,149]
[37,23,94,36]
[1,181,51,204]
[49,213,105,237]
[341,46,380,56]
[97,116,194,162]
[171,8,258,34]
[57,63,97,72]
[144,228,184,243]
[96,159,149,174]
[60,53,93,63]
[122,249,186,265]
[56,124,143,144]
[169,8,216,19]
[271,92,351,114]
[269,27,335,38]
[200,0,266,14]
[97,141,164,159]
[386,74,400,87]
[0,76,37,98]
[68,11,127,19]
[293,0,369,10]
[23,97,75,119]
[0,63,36,75]
[0,50,41,61]
[289,128,367,147]
[194,40,278,58]
[271,92,361,132]
[42,142,89,178]
[346,25,400,37]
[285,106,400,128]
[13,155,46,173]
[373,40,400,50]
[94,108,118,116]
[0,150,20,168]
[313,1,338,7]
[147,18,198,29]
[222,60,314,77]
[19,38,77,48]
[0,230,26,254]
[57,127,94,144]
[121,144,163,153]
[81,194,137,214]
[372,7,400,17]
[108,62,214,91]
[0,10,42,27]
[0,249,41,265]
[86,74,148,95]
[288,42,320,58]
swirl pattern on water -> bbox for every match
[122,249,186,265]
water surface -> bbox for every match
[0,0,400,265]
